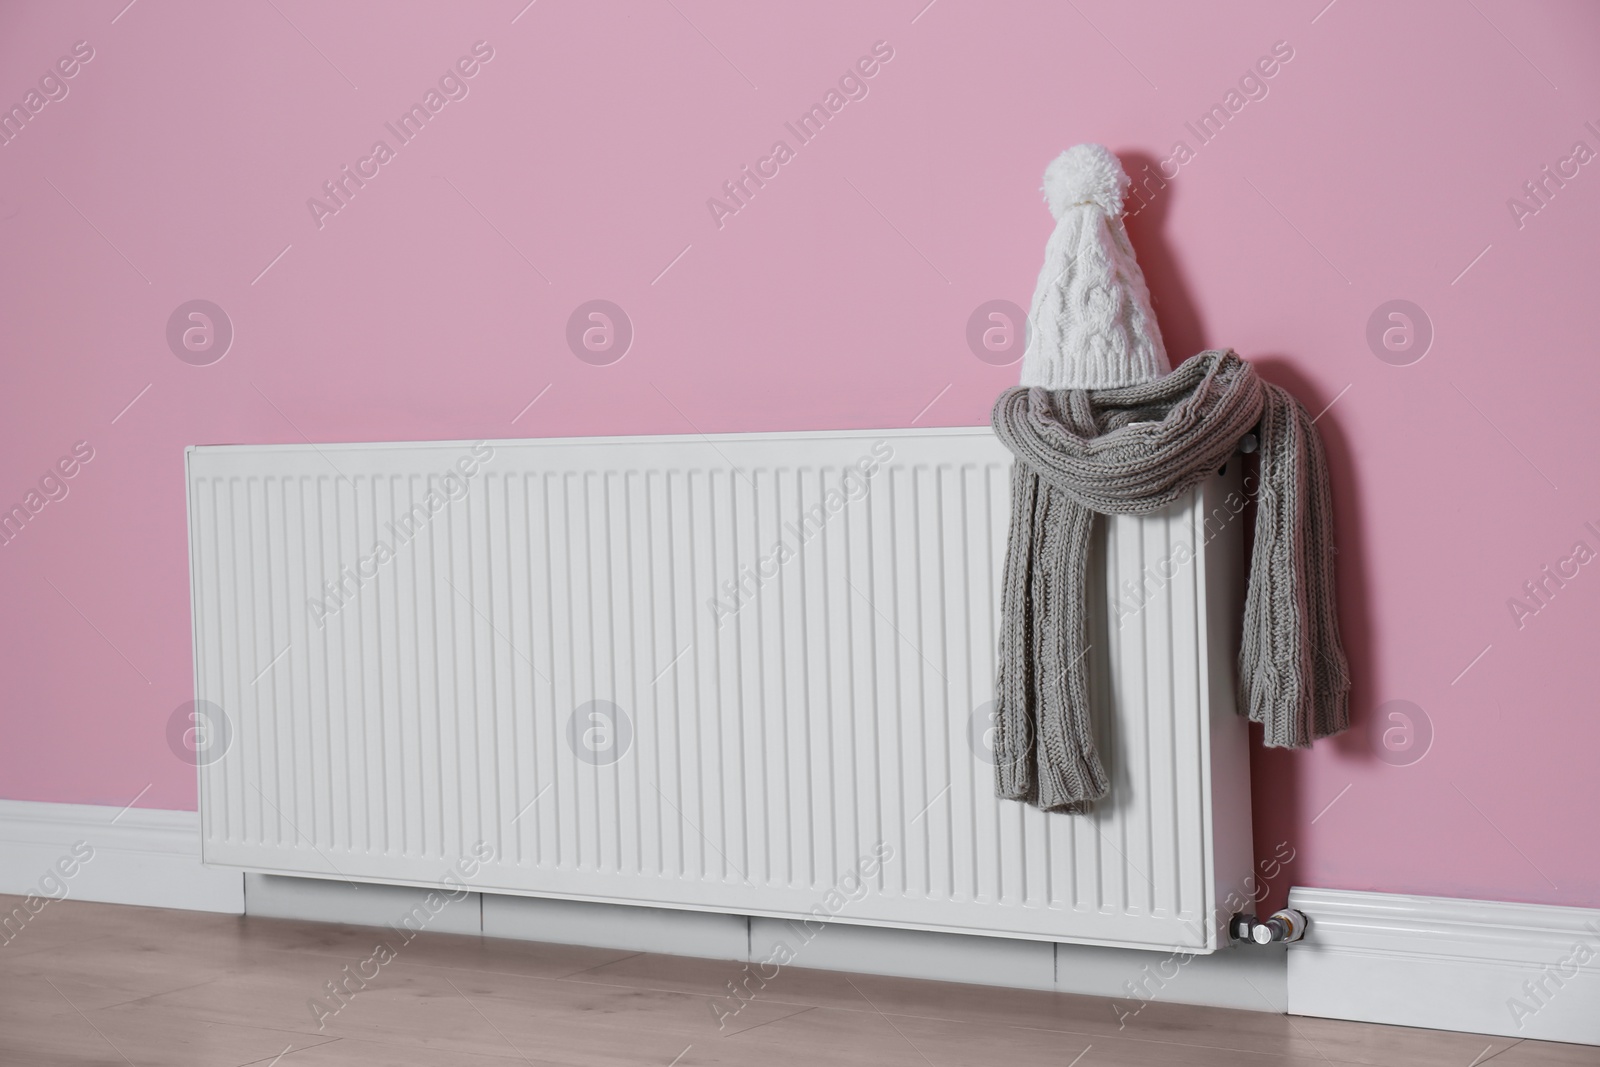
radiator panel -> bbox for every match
[187,429,1251,951]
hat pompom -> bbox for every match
[1042,144,1128,220]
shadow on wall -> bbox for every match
[1107,152,1374,912]
[1249,354,1373,914]
[1121,149,1207,364]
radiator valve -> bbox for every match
[1230,909,1306,945]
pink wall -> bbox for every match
[2,0,1597,912]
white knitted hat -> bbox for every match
[1019,144,1169,390]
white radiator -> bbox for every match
[185,428,1252,952]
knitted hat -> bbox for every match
[1019,144,1169,390]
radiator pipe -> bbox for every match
[1230,908,1306,945]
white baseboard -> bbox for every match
[1289,887,1600,1046]
[0,798,1282,1017]
[0,800,243,914]
[752,914,1058,991]
[245,872,483,936]
[0,800,1283,1013]
[264,866,1284,1009]
[9,803,1596,1046]
[1057,938,1288,1013]
[483,892,749,960]
[745,915,1289,1010]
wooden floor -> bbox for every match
[0,895,1593,1066]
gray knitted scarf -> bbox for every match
[991,349,1350,812]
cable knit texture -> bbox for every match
[991,350,1350,812]
[1021,144,1169,390]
